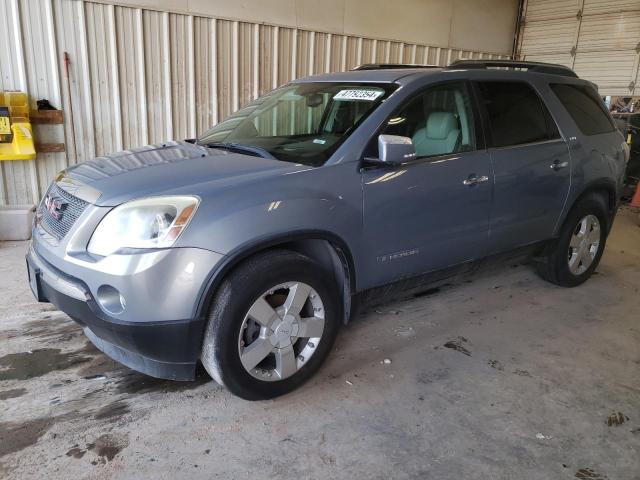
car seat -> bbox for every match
[411,111,461,157]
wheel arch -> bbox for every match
[556,180,618,235]
[193,230,357,327]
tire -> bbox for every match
[201,249,341,400]
[536,194,609,287]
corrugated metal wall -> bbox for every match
[517,0,640,96]
[0,0,509,206]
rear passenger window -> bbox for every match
[551,84,615,136]
[477,81,559,148]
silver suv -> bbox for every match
[27,60,628,399]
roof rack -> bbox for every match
[446,59,578,78]
[352,63,440,71]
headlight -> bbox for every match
[87,196,199,256]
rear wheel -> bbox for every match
[201,250,340,400]
[536,194,608,287]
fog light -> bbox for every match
[96,285,126,315]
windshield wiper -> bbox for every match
[203,142,276,160]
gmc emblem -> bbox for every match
[43,195,67,220]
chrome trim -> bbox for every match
[463,175,489,186]
[550,161,569,170]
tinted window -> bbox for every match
[380,82,477,158]
[551,84,615,136]
[478,81,558,148]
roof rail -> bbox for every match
[352,63,440,71]
[447,59,578,78]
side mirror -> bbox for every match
[378,135,416,165]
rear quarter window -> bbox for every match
[550,83,615,136]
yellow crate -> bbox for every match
[0,91,36,161]
[0,123,36,160]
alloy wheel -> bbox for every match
[238,282,325,381]
[567,214,601,275]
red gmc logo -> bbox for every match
[43,195,67,220]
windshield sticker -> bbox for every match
[334,89,383,101]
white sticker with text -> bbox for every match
[333,89,383,101]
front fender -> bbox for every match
[176,162,364,318]
[177,162,363,256]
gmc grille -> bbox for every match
[38,182,89,239]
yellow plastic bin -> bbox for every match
[0,91,36,161]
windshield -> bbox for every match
[197,82,396,166]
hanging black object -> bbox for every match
[37,99,57,111]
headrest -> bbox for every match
[426,112,457,140]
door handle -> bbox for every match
[463,175,489,186]
[550,159,569,171]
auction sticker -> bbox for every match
[334,89,383,101]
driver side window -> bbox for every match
[382,82,477,158]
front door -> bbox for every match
[474,81,571,253]
[361,81,493,289]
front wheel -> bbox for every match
[536,194,609,287]
[201,250,341,400]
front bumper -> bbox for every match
[26,242,224,380]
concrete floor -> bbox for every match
[1,207,639,480]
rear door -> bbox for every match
[475,81,571,253]
[550,83,628,196]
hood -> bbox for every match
[62,141,307,206]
